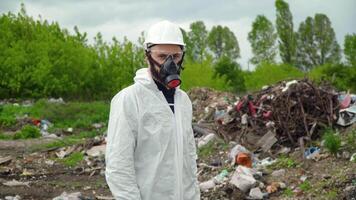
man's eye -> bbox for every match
[158,54,167,59]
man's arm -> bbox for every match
[105,90,141,200]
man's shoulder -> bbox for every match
[110,85,137,105]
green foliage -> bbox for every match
[299,181,311,191]
[207,25,240,60]
[0,133,12,140]
[275,0,297,65]
[30,100,109,129]
[213,56,246,93]
[322,129,341,155]
[283,188,294,197]
[186,21,209,63]
[0,4,144,100]
[13,125,41,140]
[33,131,100,151]
[344,34,356,67]
[181,58,228,91]
[309,63,356,92]
[296,14,340,70]
[245,62,304,91]
[248,15,277,65]
[346,130,356,151]
[269,155,297,169]
[59,152,84,167]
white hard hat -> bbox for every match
[144,20,185,49]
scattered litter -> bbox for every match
[255,157,276,169]
[213,169,229,184]
[92,123,104,129]
[95,196,115,200]
[4,195,21,200]
[48,97,65,104]
[86,144,106,157]
[3,179,30,187]
[256,130,277,152]
[0,156,12,165]
[300,175,308,182]
[266,182,285,193]
[350,153,356,162]
[199,179,216,192]
[198,133,216,148]
[52,192,82,200]
[230,172,256,193]
[304,147,320,159]
[249,187,264,199]
[229,144,251,165]
[236,153,252,168]
[271,169,286,177]
[337,105,356,126]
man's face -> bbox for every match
[148,44,183,70]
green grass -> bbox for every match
[346,130,356,151]
[13,125,41,139]
[32,130,101,151]
[59,152,84,167]
[323,128,341,155]
[283,188,294,197]
[299,181,311,192]
[268,155,297,169]
[0,100,109,139]
[0,132,12,140]
[198,140,215,159]
[197,138,229,159]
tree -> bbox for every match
[207,25,240,60]
[213,56,246,93]
[188,21,208,63]
[275,0,296,65]
[296,14,341,70]
[248,15,277,65]
[344,33,356,67]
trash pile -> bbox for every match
[190,79,356,152]
[216,79,343,147]
[189,79,356,199]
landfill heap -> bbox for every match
[188,80,356,200]
[190,79,343,148]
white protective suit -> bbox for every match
[105,68,200,200]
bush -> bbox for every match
[181,57,228,91]
[322,129,341,155]
[245,62,304,91]
[309,63,356,92]
[13,125,41,140]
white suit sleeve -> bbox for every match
[187,101,201,199]
[105,90,141,200]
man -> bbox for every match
[105,20,200,200]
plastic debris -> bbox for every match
[236,153,252,168]
[198,133,216,148]
[304,147,320,159]
[337,105,356,126]
[271,169,286,177]
[52,192,82,200]
[0,156,12,165]
[199,179,216,192]
[4,195,21,200]
[249,187,264,199]
[229,144,251,165]
[3,179,30,187]
[86,144,106,157]
[213,169,229,183]
[350,153,356,162]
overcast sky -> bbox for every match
[1,0,355,70]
